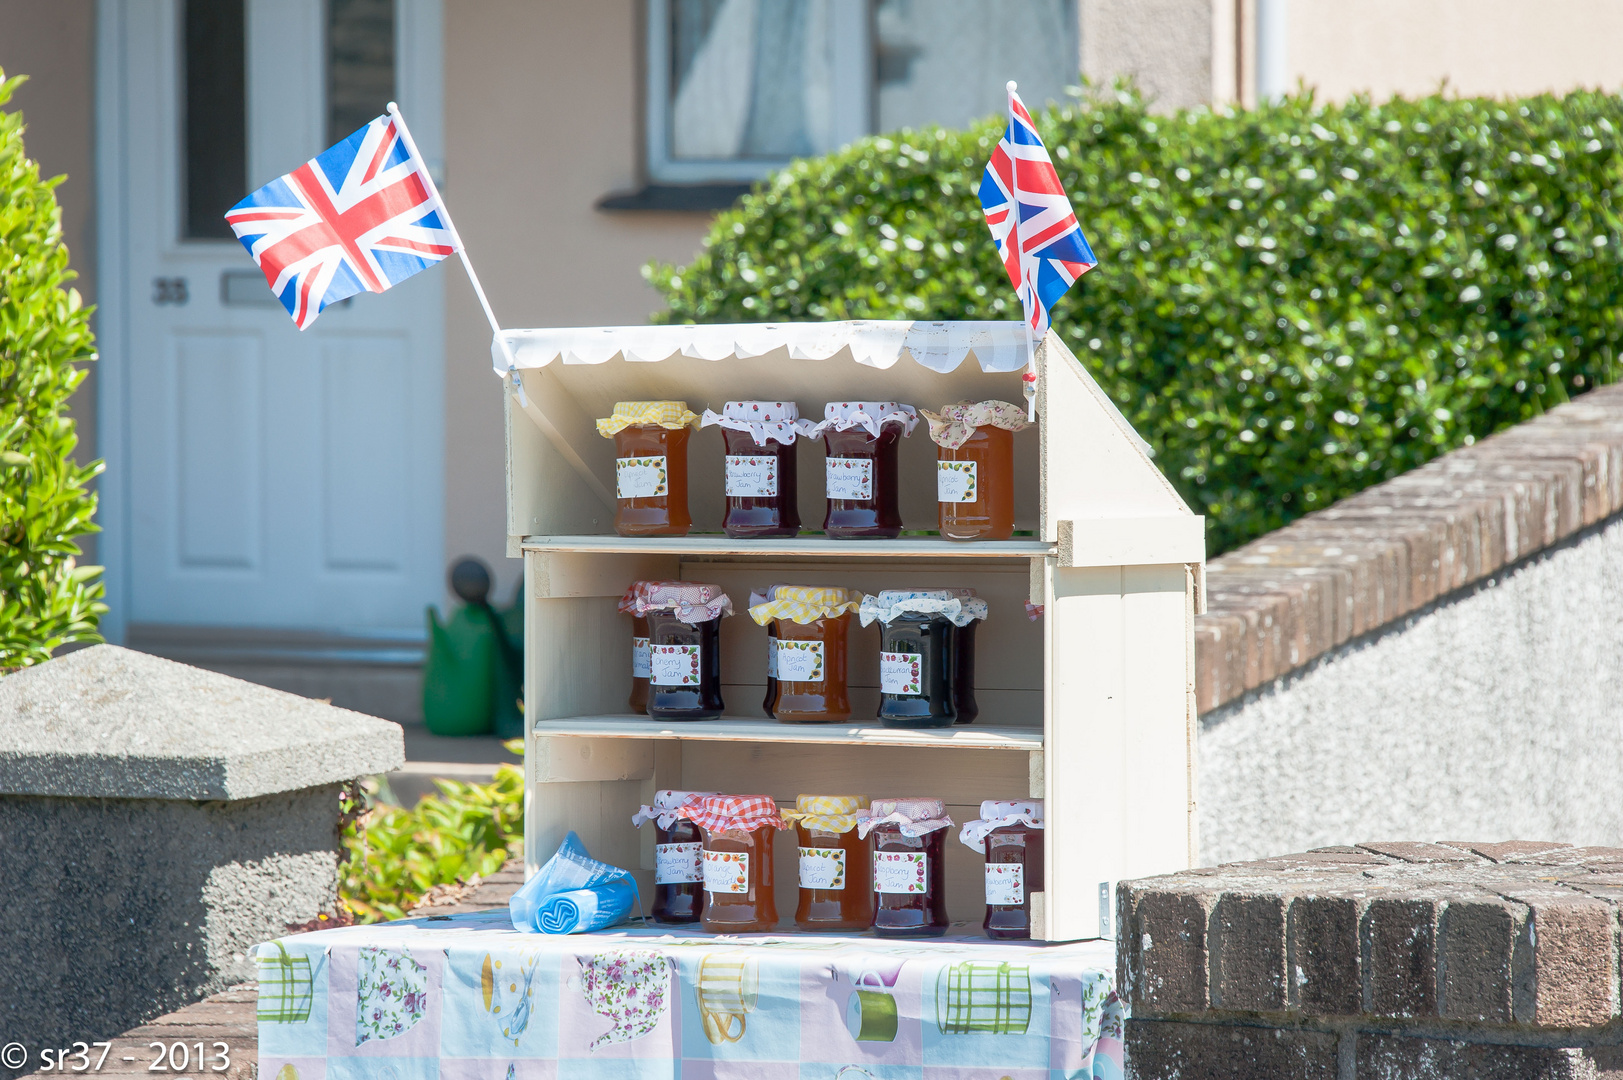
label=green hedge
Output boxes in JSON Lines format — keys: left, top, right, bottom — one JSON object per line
{"left": 0, "top": 70, "right": 104, "bottom": 668}
{"left": 647, "top": 88, "right": 1623, "bottom": 554}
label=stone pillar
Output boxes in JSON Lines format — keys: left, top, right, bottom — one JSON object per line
{"left": 1119, "top": 841, "right": 1623, "bottom": 1078}
{"left": 0, "top": 645, "right": 403, "bottom": 1069}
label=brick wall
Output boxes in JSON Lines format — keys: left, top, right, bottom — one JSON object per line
{"left": 1119, "top": 842, "right": 1623, "bottom": 1079}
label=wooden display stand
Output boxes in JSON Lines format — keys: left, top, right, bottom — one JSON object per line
{"left": 502, "top": 321, "right": 1204, "bottom": 941}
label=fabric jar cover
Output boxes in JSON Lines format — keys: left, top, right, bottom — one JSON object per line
{"left": 748, "top": 586, "right": 862, "bottom": 626}
{"left": 858, "top": 589, "right": 989, "bottom": 628}
{"left": 958, "top": 798, "right": 1045, "bottom": 850}
{"left": 795, "top": 401, "right": 920, "bottom": 439}
{"left": 618, "top": 580, "right": 734, "bottom": 624}
{"left": 686, "top": 794, "right": 787, "bottom": 834}
{"left": 631, "top": 789, "right": 718, "bottom": 830}
{"left": 919, "top": 399, "right": 1030, "bottom": 450}
{"left": 595, "top": 400, "right": 701, "bottom": 436}
{"left": 780, "top": 794, "right": 870, "bottom": 835}
{"left": 856, "top": 796, "right": 954, "bottom": 839}
{"left": 700, "top": 400, "right": 802, "bottom": 445}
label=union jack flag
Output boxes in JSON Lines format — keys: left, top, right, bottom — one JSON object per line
{"left": 978, "top": 86, "right": 1097, "bottom": 340}
{"left": 225, "top": 114, "right": 458, "bottom": 329}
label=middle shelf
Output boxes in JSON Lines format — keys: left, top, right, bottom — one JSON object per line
{"left": 532, "top": 714, "right": 1044, "bottom": 750}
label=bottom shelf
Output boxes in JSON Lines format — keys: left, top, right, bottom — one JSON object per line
{"left": 530, "top": 713, "right": 1044, "bottom": 750}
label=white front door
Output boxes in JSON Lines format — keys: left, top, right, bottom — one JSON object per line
{"left": 99, "top": 0, "right": 445, "bottom": 636}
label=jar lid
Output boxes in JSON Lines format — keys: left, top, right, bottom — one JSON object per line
{"left": 958, "top": 798, "right": 1045, "bottom": 849}
{"left": 630, "top": 789, "right": 718, "bottom": 829}
{"left": 781, "top": 794, "right": 870, "bottom": 834}
{"left": 857, "top": 589, "right": 989, "bottom": 628}
{"left": 595, "top": 400, "right": 700, "bottom": 436}
{"left": 618, "top": 580, "right": 734, "bottom": 624}
{"left": 687, "top": 794, "right": 786, "bottom": 834}
{"left": 919, "top": 399, "right": 1030, "bottom": 449}
{"left": 748, "top": 586, "right": 862, "bottom": 625}
{"left": 857, "top": 796, "right": 954, "bottom": 838}
{"left": 700, "top": 400, "right": 802, "bottom": 445}
{"left": 796, "top": 401, "right": 919, "bottom": 439}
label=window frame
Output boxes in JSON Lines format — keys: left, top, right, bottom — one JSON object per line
{"left": 645, "top": 0, "right": 873, "bottom": 184}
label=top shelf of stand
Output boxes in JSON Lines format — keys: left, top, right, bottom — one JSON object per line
{"left": 519, "top": 534, "right": 1056, "bottom": 560}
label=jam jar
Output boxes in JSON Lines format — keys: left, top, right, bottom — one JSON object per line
{"left": 689, "top": 794, "right": 786, "bottom": 933}
{"left": 748, "top": 587, "right": 861, "bottom": 723}
{"left": 941, "top": 588, "right": 988, "bottom": 724}
{"left": 859, "top": 797, "right": 952, "bottom": 937}
{"left": 751, "top": 586, "right": 784, "bottom": 717}
{"left": 801, "top": 402, "right": 918, "bottom": 540}
{"left": 628, "top": 614, "right": 651, "bottom": 713}
{"left": 619, "top": 580, "right": 734, "bottom": 720}
{"left": 960, "top": 799, "right": 1045, "bottom": 939}
{"left": 701, "top": 401, "right": 802, "bottom": 538}
{"left": 597, "top": 401, "right": 698, "bottom": 536}
{"left": 632, "top": 789, "right": 717, "bottom": 925}
{"left": 783, "top": 795, "right": 873, "bottom": 931}
{"left": 920, "top": 400, "right": 1028, "bottom": 542}
{"left": 860, "top": 590, "right": 988, "bottom": 728}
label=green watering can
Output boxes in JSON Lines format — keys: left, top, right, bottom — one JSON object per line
{"left": 423, "top": 558, "right": 524, "bottom": 738}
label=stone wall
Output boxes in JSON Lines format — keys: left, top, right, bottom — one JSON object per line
{"left": 1194, "top": 384, "right": 1623, "bottom": 864}
{"left": 1119, "top": 841, "right": 1623, "bottom": 1079}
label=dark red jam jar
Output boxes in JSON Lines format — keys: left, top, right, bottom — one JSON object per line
{"left": 701, "top": 401, "right": 802, "bottom": 539}
{"left": 860, "top": 797, "right": 952, "bottom": 937}
{"left": 618, "top": 580, "right": 734, "bottom": 721}
{"left": 961, "top": 799, "right": 1045, "bottom": 939}
{"left": 632, "top": 789, "right": 717, "bottom": 925}
{"left": 805, "top": 402, "right": 917, "bottom": 540}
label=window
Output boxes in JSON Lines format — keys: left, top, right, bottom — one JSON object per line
{"left": 183, "top": 0, "right": 246, "bottom": 239}
{"left": 647, "top": 0, "right": 1080, "bottom": 184}
{"left": 327, "top": 0, "right": 396, "bottom": 145}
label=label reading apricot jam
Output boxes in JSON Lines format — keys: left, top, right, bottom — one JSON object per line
{"left": 798, "top": 847, "right": 846, "bottom": 890}
{"left": 616, "top": 456, "right": 667, "bottom": 498}
{"left": 937, "top": 460, "right": 978, "bottom": 503}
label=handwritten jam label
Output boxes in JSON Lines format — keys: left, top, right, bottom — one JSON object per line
{"left": 937, "top": 460, "right": 978, "bottom": 503}
{"left": 873, "top": 851, "right": 928, "bottom": 894}
{"left": 654, "top": 842, "right": 702, "bottom": 884}
{"left": 774, "top": 639, "right": 824, "bottom": 683}
{"left": 631, "top": 636, "right": 651, "bottom": 679}
{"left": 703, "top": 849, "right": 750, "bottom": 894}
{"left": 615, "top": 456, "right": 667, "bottom": 498}
{"left": 725, "top": 455, "right": 779, "bottom": 497}
{"left": 798, "top": 847, "right": 846, "bottom": 890}
{"left": 985, "top": 863, "right": 1026, "bottom": 905}
{"left": 825, "top": 457, "right": 873, "bottom": 501}
{"left": 879, "top": 651, "right": 922, "bottom": 695}
{"left": 649, "top": 643, "right": 701, "bottom": 686}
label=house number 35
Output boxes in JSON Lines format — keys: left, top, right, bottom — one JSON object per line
{"left": 152, "top": 277, "right": 188, "bottom": 305}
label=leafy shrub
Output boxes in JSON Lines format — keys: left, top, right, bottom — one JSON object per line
{"left": 339, "top": 742, "right": 524, "bottom": 922}
{"left": 648, "top": 87, "right": 1623, "bottom": 554}
{"left": 0, "top": 69, "right": 103, "bottom": 666}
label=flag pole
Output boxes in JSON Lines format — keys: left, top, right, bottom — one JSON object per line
{"left": 1008, "top": 82, "right": 1039, "bottom": 422}
{"left": 385, "top": 102, "right": 521, "bottom": 385}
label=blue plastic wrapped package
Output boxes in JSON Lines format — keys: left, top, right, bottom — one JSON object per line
{"left": 510, "top": 831, "right": 641, "bottom": 934}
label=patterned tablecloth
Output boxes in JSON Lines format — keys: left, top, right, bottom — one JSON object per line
{"left": 256, "top": 908, "right": 1124, "bottom": 1079}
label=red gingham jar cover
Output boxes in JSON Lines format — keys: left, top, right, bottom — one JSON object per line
{"left": 617, "top": 580, "right": 734, "bottom": 624}
{"left": 686, "top": 794, "right": 787, "bottom": 833}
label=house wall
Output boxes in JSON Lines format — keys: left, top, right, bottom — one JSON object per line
{"left": 441, "top": 1, "right": 715, "bottom": 599}
{"left": 0, "top": 1, "right": 99, "bottom": 561}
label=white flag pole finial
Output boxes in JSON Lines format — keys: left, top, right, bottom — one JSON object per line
{"left": 385, "top": 101, "right": 526, "bottom": 403}
{"left": 1007, "top": 83, "right": 1038, "bottom": 422}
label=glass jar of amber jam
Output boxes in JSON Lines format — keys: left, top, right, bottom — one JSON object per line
{"left": 960, "top": 799, "right": 1045, "bottom": 939}
{"left": 921, "top": 400, "right": 1029, "bottom": 542}
{"left": 689, "top": 795, "right": 786, "bottom": 933}
{"left": 597, "top": 401, "right": 698, "bottom": 537}
{"left": 801, "top": 402, "right": 918, "bottom": 540}
{"left": 782, "top": 795, "right": 873, "bottom": 931}
{"left": 701, "top": 401, "right": 802, "bottom": 539}
{"left": 860, "top": 797, "right": 952, "bottom": 937}
{"left": 632, "top": 789, "right": 717, "bottom": 925}
{"left": 619, "top": 581, "right": 734, "bottom": 721}
{"left": 748, "top": 587, "right": 862, "bottom": 723}
{"left": 859, "top": 590, "right": 988, "bottom": 728}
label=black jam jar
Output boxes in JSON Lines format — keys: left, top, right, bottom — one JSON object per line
{"left": 945, "top": 588, "right": 983, "bottom": 724}
{"left": 810, "top": 402, "right": 917, "bottom": 540}
{"left": 862, "top": 589, "right": 966, "bottom": 728}
{"left": 863, "top": 797, "right": 952, "bottom": 937}
{"left": 702, "top": 401, "right": 802, "bottom": 539}
{"left": 632, "top": 790, "right": 716, "bottom": 926}
{"left": 621, "top": 580, "right": 734, "bottom": 722}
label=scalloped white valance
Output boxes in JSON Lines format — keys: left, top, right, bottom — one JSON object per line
{"left": 492, "top": 320, "right": 1029, "bottom": 375}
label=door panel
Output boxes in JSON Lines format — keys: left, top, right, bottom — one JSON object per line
{"left": 108, "top": 0, "right": 444, "bottom": 632}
